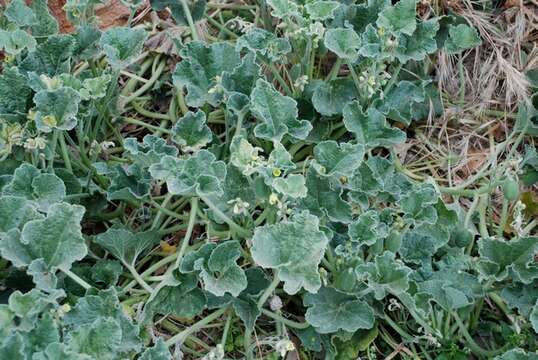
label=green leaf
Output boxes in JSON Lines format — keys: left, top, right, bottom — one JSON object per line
{"left": 106, "top": 164, "right": 151, "bottom": 202}
{"left": 478, "top": 237, "right": 538, "bottom": 284}
{"left": 66, "top": 317, "right": 123, "bottom": 360}
{"left": 0, "top": 29, "right": 37, "bottom": 55}
{"left": 181, "top": 241, "right": 248, "bottom": 297}
{"left": 250, "top": 79, "right": 311, "bottom": 142}
{"left": 2, "top": 163, "right": 66, "bottom": 211}
{"left": 171, "top": 110, "right": 213, "bottom": 152}
{"left": 312, "top": 78, "right": 358, "bottom": 117}
{"left": 21, "top": 312, "right": 60, "bottom": 356}
{"left": 396, "top": 18, "right": 439, "bottom": 62}
{"left": 298, "top": 168, "right": 352, "bottom": 223}
{"left": 72, "top": 25, "right": 102, "bottom": 60}
{"left": 267, "top": 0, "right": 300, "bottom": 18}
{"left": 197, "top": 241, "right": 248, "bottom": 297}
{"left": 150, "top": 0, "right": 206, "bottom": 26}
{"left": 348, "top": 210, "right": 389, "bottom": 246}
{"left": 0, "top": 333, "right": 25, "bottom": 360}
{"left": 400, "top": 183, "right": 439, "bottom": 225}
{"left": 94, "top": 228, "right": 159, "bottom": 267}
{"left": 357, "top": 24, "right": 394, "bottom": 61}
{"left": 293, "top": 327, "right": 322, "bottom": 352}
{"left": 501, "top": 281, "right": 538, "bottom": 317}
{"left": 29, "top": 0, "right": 59, "bottom": 37}
{"left": 304, "top": 287, "right": 375, "bottom": 334}
{"left": 494, "top": 349, "right": 538, "bottom": 360}
{"left": 172, "top": 41, "right": 240, "bottom": 107}
{"left": 28, "top": 259, "right": 59, "bottom": 291}
{"left": 99, "top": 27, "right": 147, "bottom": 69}
{"left": 64, "top": 288, "right": 141, "bottom": 354}
{"left": 139, "top": 339, "right": 171, "bottom": 360}
{"left": 343, "top": 102, "right": 406, "bottom": 148}
{"left": 0, "top": 202, "right": 86, "bottom": 270}
{"left": 346, "top": 156, "right": 411, "bottom": 204}
{"left": 37, "top": 342, "right": 91, "bottom": 360}
{"left": 520, "top": 145, "right": 538, "bottom": 186}
{"left": 0, "top": 67, "right": 32, "bottom": 115}
{"left": 144, "top": 273, "right": 206, "bottom": 319}
{"left": 324, "top": 28, "right": 361, "bottom": 61}
{"left": 236, "top": 28, "right": 291, "bottom": 62}
{"left": 19, "top": 34, "right": 76, "bottom": 76}
{"left": 443, "top": 24, "right": 481, "bottom": 54}
{"left": 345, "top": 0, "right": 389, "bottom": 33}
{"left": 312, "top": 140, "right": 365, "bottom": 178}
{"left": 124, "top": 134, "right": 179, "bottom": 169}
{"left": 80, "top": 74, "right": 112, "bottom": 100}
{"left": 356, "top": 251, "right": 411, "bottom": 300}
{"left": 415, "top": 259, "right": 483, "bottom": 310}
{"left": 273, "top": 174, "right": 307, "bottom": 198}
{"left": 229, "top": 136, "right": 264, "bottom": 176}
{"left": 378, "top": 80, "right": 426, "bottom": 125}
{"left": 251, "top": 211, "right": 329, "bottom": 294}
{"left": 4, "top": 0, "right": 37, "bottom": 27}
{"left": 0, "top": 196, "right": 42, "bottom": 233}
{"left": 376, "top": 0, "right": 417, "bottom": 36}
{"left": 399, "top": 224, "right": 450, "bottom": 266}
{"left": 7, "top": 289, "right": 62, "bottom": 331}
{"left": 221, "top": 52, "right": 261, "bottom": 96}
{"left": 149, "top": 150, "right": 226, "bottom": 197}
{"left": 33, "top": 87, "right": 82, "bottom": 132}
{"left": 90, "top": 259, "right": 123, "bottom": 288}
{"left": 531, "top": 301, "right": 538, "bottom": 333}
{"left": 305, "top": 1, "right": 340, "bottom": 20}
{"left": 204, "top": 164, "right": 256, "bottom": 222}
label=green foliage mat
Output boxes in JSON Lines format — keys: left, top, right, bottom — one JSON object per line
{"left": 0, "top": 0, "right": 537, "bottom": 358}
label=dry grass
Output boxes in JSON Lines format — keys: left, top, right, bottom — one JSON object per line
{"left": 437, "top": 0, "right": 538, "bottom": 109}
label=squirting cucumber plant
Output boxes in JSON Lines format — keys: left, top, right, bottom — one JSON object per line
{"left": 0, "top": 0, "right": 537, "bottom": 358}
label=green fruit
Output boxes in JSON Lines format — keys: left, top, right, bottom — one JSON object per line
{"left": 503, "top": 178, "right": 520, "bottom": 201}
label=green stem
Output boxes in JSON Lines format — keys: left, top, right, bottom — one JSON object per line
{"left": 58, "top": 133, "right": 72, "bottom": 173}
{"left": 151, "top": 193, "right": 174, "bottom": 230}
{"left": 124, "top": 262, "right": 154, "bottom": 293}
{"left": 59, "top": 267, "right": 91, "bottom": 290}
{"left": 257, "top": 271, "right": 280, "bottom": 309}
{"left": 172, "top": 197, "right": 198, "bottom": 270}
{"left": 477, "top": 194, "right": 489, "bottom": 238}
{"left": 49, "top": 130, "right": 60, "bottom": 170}
{"left": 200, "top": 196, "right": 252, "bottom": 238}
{"left": 132, "top": 101, "right": 171, "bottom": 121}
{"left": 268, "top": 63, "right": 293, "bottom": 96}
{"left": 326, "top": 58, "right": 342, "bottom": 81}
{"left": 176, "top": 89, "right": 189, "bottom": 115}
{"left": 452, "top": 311, "right": 506, "bottom": 357}
{"left": 384, "top": 62, "right": 402, "bottom": 93}
{"left": 346, "top": 61, "right": 362, "bottom": 94}
{"left": 260, "top": 308, "right": 309, "bottom": 329}
{"left": 221, "top": 311, "right": 233, "bottom": 347}
{"left": 205, "top": 15, "right": 238, "bottom": 39}
{"left": 181, "top": 0, "right": 199, "bottom": 41}
{"left": 383, "top": 314, "right": 414, "bottom": 341}
{"left": 496, "top": 197, "right": 510, "bottom": 237}
{"left": 121, "top": 117, "right": 173, "bottom": 134}
{"left": 121, "top": 60, "right": 166, "bottom": 107}
{"left": 120, "top": 252, "right": 178, "bottom": 294}
{"left": 458, "top": 56, "right": 465, "bottom": 105}
{"left": 165, "top": 307, "right": 228, "bottom": 346}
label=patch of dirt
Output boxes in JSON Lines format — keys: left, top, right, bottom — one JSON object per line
{"left": 45, "top": 0, "right": 131, "bottom": 33}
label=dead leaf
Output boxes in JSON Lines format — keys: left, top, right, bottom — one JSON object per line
{"left": 160, "top": 240, "right": 177, "bottom": 254}
{"left": 95, "top": 0, "right": 131, "bottom": 29}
